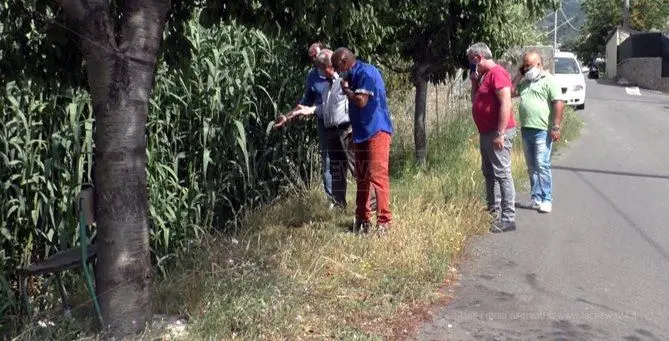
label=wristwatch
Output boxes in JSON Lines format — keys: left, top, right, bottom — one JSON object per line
{"left": 551, "top": 126, "right": 560, "bottom": 132}
{"left": 495, "top": 130, "right": 504, "bottom": 137}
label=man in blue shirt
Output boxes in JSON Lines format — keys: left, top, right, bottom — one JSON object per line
{"left": 273, "top": 48, "right": 377, "bottom": 211}
{"left": 332, "top": 47, "right": 394, "bottom": 237}
{"left": 299, "top": 42, "right": 334, "bottom": 204}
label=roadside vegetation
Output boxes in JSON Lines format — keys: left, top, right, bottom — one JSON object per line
{"left": 148, "top": 89, "right": 582, "bottom": 341}
{"left": 2, "top": 3, "right": 583, "bottom": 340}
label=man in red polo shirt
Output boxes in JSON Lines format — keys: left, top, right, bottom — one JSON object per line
{"left": 467, "top": 42, "right": 517, "bottom": 233}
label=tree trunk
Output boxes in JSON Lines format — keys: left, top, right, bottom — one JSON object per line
{"left": 413, "top": 64, "right": 430, "bottom": 165}
{"left": 57, "top": 0, "right": 169, "bottom": 337}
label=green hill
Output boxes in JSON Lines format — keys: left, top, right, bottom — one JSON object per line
{"left": 537, "top": 0, "right": 586, "bottom": 46}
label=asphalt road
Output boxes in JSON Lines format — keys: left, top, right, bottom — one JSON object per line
{"left": 415, "top": 79, "right": 669, "bottom": 341}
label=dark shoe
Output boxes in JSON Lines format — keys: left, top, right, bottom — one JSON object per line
{"left": 331, "top": 201, "right": 346, "bottom": 211}
{"left": 350, "top": 220, "right": 372, "bottom": 235}
{"left": 490, "top": 221, "right": 516, "bottom": 233}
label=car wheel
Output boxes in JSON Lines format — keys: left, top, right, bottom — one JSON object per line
{"left": 576, "top": 103, "right": 585, "bottom": 110}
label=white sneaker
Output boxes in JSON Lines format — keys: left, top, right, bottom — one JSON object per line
{"left": 539, "top": 201, "right": 552, "bottom": 213}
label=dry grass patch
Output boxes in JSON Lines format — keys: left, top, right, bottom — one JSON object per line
{"left": 152, "top": 85, "right": 583, "bottom": 340}
{"left": 155, "top": 184, "right": 489, "bottom": 340}
{"left": 152, "top": 114, "right": 487, "bottom": 340}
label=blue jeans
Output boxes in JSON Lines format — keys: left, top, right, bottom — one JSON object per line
{"left": 521, "top": 128, "right": 553, "bottom": 203}
{"left": 317, "top": 118, "right": 333, "bottom": 200}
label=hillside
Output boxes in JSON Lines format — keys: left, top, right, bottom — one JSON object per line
{"left": 537, "top": 0, "right": 586, "bottom": 46}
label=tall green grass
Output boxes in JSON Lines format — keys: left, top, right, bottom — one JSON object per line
{"left": 1, "top": 82, "right": 93, "bottom": 327}
{"left": 145, "top": 20, "right": 321, "bottom": 272}
{"left": 0, "top": 17, "right": 327, "bottom": 328}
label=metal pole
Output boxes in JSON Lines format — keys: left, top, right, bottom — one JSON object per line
{"left": 553, "top": 9, "right": 558, "bottom": 52}
{"left": 623, "top": 0, "right": 630, "bottom": 28}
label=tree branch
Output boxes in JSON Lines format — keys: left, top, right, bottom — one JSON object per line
{"left": 374, "top": 54, "right": 413, "bottom": 74}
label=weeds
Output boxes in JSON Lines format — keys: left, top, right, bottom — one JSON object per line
{"left": 148, "top": 97, "right": 583, "bottom": 339}
{"left": 2, "top": 14, "right": 584, "bottom": 338}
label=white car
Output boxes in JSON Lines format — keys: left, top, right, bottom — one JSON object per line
{"left": 553, "top": 51, "right": 586, "bottom": 110}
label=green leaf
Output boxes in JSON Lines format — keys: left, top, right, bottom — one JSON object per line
{"left": 0, "top": 227, "right": 12, "bottom": 241}
{"left": 266, "top": 121, "right": 275, "bottom": 135}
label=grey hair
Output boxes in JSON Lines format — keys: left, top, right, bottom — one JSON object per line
{"left": 466, "top": 42, "right": 493, "bottom": 60}
{"left": 315, "top": 48, "right": 333, "bottom": 67}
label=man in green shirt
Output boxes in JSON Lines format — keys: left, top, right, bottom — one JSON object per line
{"left": 512, "top": 51, "right": 565, "bottom": 213}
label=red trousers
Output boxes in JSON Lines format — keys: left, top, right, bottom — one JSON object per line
{"left": 353, "top": 131, "right": 392, "bottom": 225}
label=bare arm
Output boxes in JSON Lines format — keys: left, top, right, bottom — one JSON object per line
{"left": 343, "top": 88, "right": 369, "bottom": 108}
{"left": 273, "top": 105, "right": 315, "bottom": 129}
{"left": 548, "top": 77, "right": 565, "bottom": 129}
{"left": 549, "top": 99, "right": 565, "bottom": 141}
{"left": 552, "top": 100, "right": 564, "bottom": 127}
{"left": 496, "top": 87, "right": 512, "bottom": 133}
{"left": 282, "top": 108, "right": 301, "bottom": 121}
{"left": 511, "top": 74, "right": 523, "bottom": 98}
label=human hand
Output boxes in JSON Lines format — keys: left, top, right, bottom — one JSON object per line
{"left": 295, "top": 104, "right": 316, "bottom": 116}
{"left": 273, "top": 115, "right": 287, "bottom": 129}
{"left": 493, "top": 135, "right": 504, "bottom": 150}
{"left": 518, "top": 65, "right": 527, "bottom": 75}
{"left": 550, "top": 129, "right": 561, "bottom": 142}
{"left": 340, "top": 79, "right": 349, "bottom": 91}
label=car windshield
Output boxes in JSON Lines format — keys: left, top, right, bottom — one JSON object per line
{"left": 555, "top": 57, "right": 581, "bottom": 74}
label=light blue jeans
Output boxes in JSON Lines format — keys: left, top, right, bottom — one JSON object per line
{"left": 317, "top": 118, "right": 333, "bottom": 200}
{"left": 521, "top": 128, "right": 553, "bottom": 203}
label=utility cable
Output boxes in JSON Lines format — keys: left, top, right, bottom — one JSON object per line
{"left": 560, "top": 7, "right": 581, "bottom": 31}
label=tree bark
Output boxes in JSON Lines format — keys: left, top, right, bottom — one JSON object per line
{"left": 56, "top": 0, "right": 169, "bottom": 337}
{"left": 412, "top": 63, "right": 430, "bottom": 165}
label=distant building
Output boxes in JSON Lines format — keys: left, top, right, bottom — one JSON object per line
{"left": 616, "top": 31, "right": 669, "bottom": 92}
{"left": 604, "top": 27, "right": 638, "bottom": 78}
